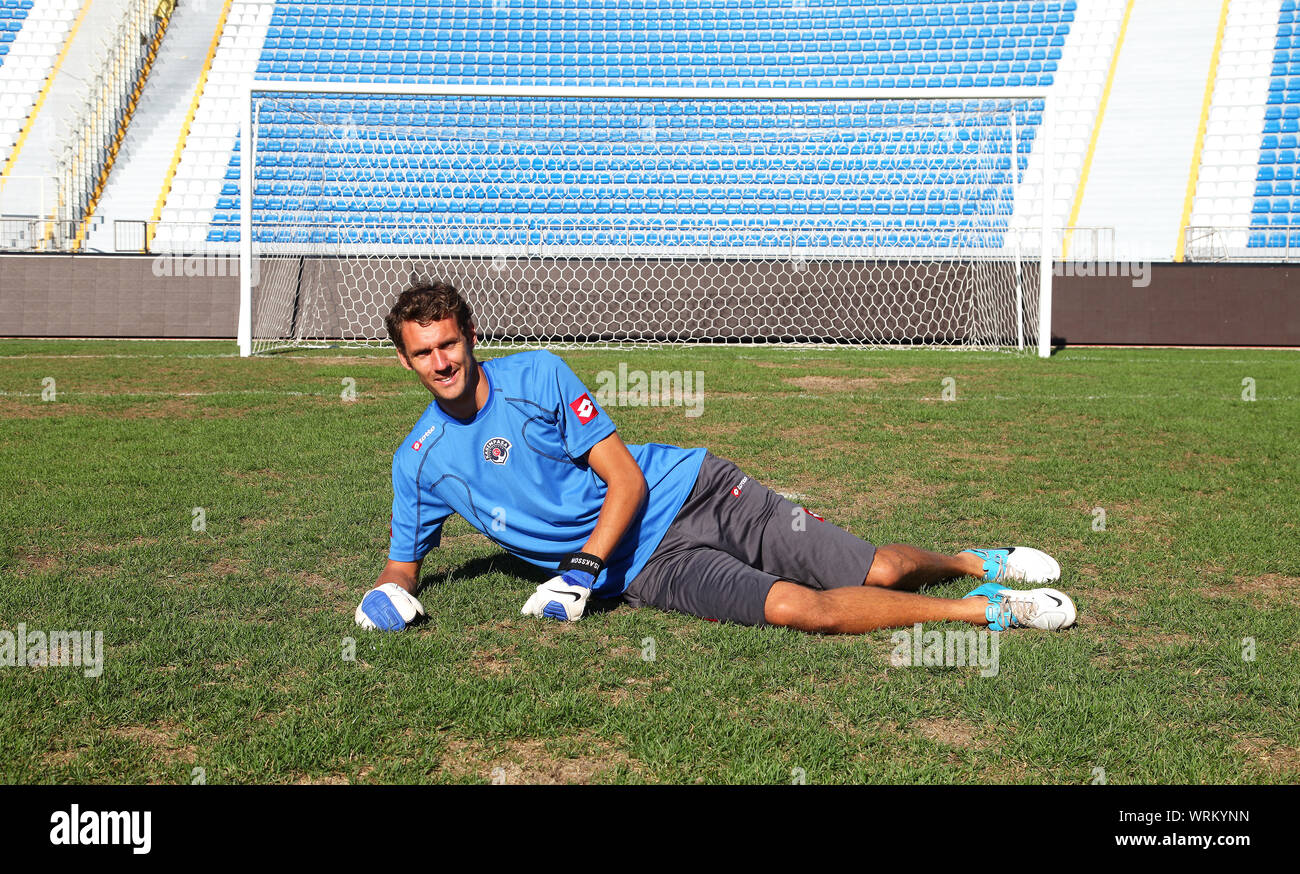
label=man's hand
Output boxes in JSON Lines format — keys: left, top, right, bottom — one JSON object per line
{"left": 520, "top": 552, "right": 604, "bottom": 621}
{"left": 355, "top": 582, "right": 426, "bottom": 631}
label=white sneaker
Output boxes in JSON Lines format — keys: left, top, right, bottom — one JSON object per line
{"left": 961, "top": 547, "right": 1061, "bottom": 584}
{"left": 964, "top": 583, "right": 1078, "bottom": 631}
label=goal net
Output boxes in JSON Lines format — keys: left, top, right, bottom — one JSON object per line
{"left": 238, "top": 86, "right": 1053, "bottom": 356}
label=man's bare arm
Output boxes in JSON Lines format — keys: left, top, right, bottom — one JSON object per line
{"left": 376, "top": 558, "right": 422, "bottom": 595}
{"left": 579, "top": 432, "right": 648, "bottom": 562}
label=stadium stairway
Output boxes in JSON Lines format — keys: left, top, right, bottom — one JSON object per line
{"left": 0, "top": 0, "right": 80, "bottom": 216}
{"left": 85, "top": 0, "right": 227, "bottom": 252}
{"left": 154, "top": 0, "right": 273, "bottom": 252}
{"left": 1, "top": 0, "right": 138, "bottom": 230}
{"left": 1072, "top": 0, "right": 1226, "bottom": 261}
{"left": 1188, "top": 0, "right": 1290, "bottom": 255}
{"left": 1018, "top": 0, "right": 1125, "bottom": 258}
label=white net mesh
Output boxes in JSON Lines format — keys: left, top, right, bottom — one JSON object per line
{"left": 244, "top": 91, "right": 1046, "bottom": 355}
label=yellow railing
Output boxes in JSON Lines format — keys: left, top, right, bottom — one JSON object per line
{"left": 53, "top": 0, "right": 174, "bottom": 251}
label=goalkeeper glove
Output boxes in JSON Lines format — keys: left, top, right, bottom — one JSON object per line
{"left": 520, "top": 552, "right": 604, "bottom": 622}
{"left": 355, "top": 582, "right": 426, "bottom": 631}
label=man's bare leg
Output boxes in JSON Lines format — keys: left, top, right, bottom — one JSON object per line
{"left": 764, "top": 543, "right": 991, "bottom": 633}
{"left": 764, "top": 580, "right": 989, "bottom": 634}
{"left": 864, "top": 543, "right": 984, "bottom": 591}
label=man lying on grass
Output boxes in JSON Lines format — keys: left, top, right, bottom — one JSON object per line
{"left": 355, "top": 282, "right": 1078, "bottom": 635}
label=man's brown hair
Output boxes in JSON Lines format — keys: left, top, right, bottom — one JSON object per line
{"left": 384, "top": 281, "right": 476, "bottom": 357}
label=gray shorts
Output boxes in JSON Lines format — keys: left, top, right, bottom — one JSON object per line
{"left": 624, "top": 453, "right": 877, "bottom": 626}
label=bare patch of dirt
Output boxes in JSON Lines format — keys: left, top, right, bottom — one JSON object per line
{"left": 1236, "top": 736, "right": 1300, "bottom": 778}
{"left": 1194, "top": 572, "right": 1300, "bottom": 601}
{"left": 910, "top": 717, "right": 984, "bottom": 749}
{"left": 603, "top": 675, "right": 662, "bottom": 706}
{"left": 295, "top": 356, "right": 398, "bottom": 367}
{"left": 1116, "top": 632, "right": 1197, "bottom": 650}
{"left": 880, "top": 420, "right": 945, "bottom": 432}
{"left": 783, "top": 373, "right": 918, "bottom": 393}
{"left": 700, "top": 421, "right": 744, "bottom": 439}
{"left": 0, "top": 398, "right": 96, "bottom": 418}
{"left": 1168, "top": 449, "right": 1238, "bottom": 472}
{"left": 115, "top": 397, "right": 247, "bottom": 420}
{"left": 782, "top": 468, "right": 947, "bottom": 523}
{"left": 440, "top": 736, "right": 635, "bottom": 784}
{"left": 297, "top": 572, "right": 351, "bottom": 601}
{"left": 1228, "top": 574, "right": 1300, "bottom": 596}
{"left": 111, "top": 723, "right": 197, "bottom": 765}
{"left": 16, "top": 551, "right": 58, "bottom": 572}
{"left": 292, "top": 774, "right": 349, "bottom": 785}
{"left": 469, "top": 649, "right": 517, "bottom": 677}
{"left": 209, "top": 557, "right": 242, "bottom": 578}
{"left": 42, "top": 748, "right": 83, "bottom": 767}
{"left": 1092, "top": 632, "right": 1199, "bottom": 669}
{"left": 81, "top": 536, "right": 160, "bottom": 554}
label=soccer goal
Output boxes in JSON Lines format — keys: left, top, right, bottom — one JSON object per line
{"left": 237, "top": 84, "right": 1055, "bottom": 357}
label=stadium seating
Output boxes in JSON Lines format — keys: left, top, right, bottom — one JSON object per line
{"left": 154, "top": 0, "right": 1119, "bottom": 250}
{"left": 1250, "top": 1, "right": 1300, "bottom": 247}
{"left": 0, "top": 0, "right": 78, "bottom": 171}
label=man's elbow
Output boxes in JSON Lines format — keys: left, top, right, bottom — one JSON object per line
{"left": 621, "top": 465, "right": 648, "bottom": 509}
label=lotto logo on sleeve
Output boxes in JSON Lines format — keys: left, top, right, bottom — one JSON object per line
{"left": 569, "top": 394, "right": 599, "bottom": 424}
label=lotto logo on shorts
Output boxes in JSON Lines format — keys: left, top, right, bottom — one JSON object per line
{"left": 730, "top": 476, "right": 749, "bottom": 497}
{"left": 569, "top": 394, "right": 598, "bottom": 424}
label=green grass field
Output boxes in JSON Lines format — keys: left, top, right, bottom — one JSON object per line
{"left": 1, "top": 339, "right": 1296, "bottom": 784}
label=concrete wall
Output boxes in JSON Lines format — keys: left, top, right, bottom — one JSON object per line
{"left": 0, "top": 255, "right": 238, "bottom": 339}
{"left": 0, "top": 254, "right": 1296, "bottom": 346}
{"left": 1051, "top": 263, "right": 1300, "bottom": 346}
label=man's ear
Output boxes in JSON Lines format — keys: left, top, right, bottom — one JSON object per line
{"left": 395, "top": 347, "right": 413, "bottom": 371}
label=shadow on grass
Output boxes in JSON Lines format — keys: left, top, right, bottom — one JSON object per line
{"left": 417, "top": 553, "right": 626, "bottom": 617}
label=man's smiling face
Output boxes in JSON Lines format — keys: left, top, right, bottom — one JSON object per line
{"left": 397, "top": 315, "right": 480, "bottom": 418}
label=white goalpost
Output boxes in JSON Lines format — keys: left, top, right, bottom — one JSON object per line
{"left": 237, "top": 84, "right": 1055, "bottom": 357}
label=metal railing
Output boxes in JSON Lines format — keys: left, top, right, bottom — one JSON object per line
{"left": 0, "top": 217, "right": 46, "bottom": 251}
{"left": 0, "top": 218, "right": 231, "bottom": 254}
{"left": 1058, "top": 226, "right": 1116, "bottom": 262}
{"left": 1184, "top": 226, "right": 1300, "bottom": 262}
{"left": 52, "top": 0, "right": 173, "bottom": 251}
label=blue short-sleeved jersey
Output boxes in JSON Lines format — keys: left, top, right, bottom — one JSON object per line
{"left": 388, "top": 350, "right": 705, "bottom": 597}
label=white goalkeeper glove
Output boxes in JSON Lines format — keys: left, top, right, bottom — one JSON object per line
{"left": 520, "top": 552, "right": 604, "bottom": 622}
{"left": 355, "top": 582, "right": 426, "bottom": 632}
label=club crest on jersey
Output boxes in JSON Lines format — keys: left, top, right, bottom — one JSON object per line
{"left": 569, "top": 393, "right": 598, "bottom": 424}
{"left": 483, "top": 437, "right": 512, "bottom": 464}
